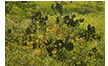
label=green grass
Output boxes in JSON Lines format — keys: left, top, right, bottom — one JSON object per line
{"left": 5, "top": 1, "right": 105, "bottom": 66}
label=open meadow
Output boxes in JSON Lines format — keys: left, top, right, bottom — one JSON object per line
{"left": 5, "top": 1, "right": 105, "bottom": 66}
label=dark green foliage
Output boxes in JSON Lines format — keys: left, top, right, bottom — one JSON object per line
{"left": 70, "top": 1, "right": 72, "bottom": 3}
{"left": 71, "top": 14, "right": 76, "bottom": 18}
{"left": 56, "top": 16, "right": 60, "bottom": 24}
{"left": 63, "top": 14, "right": 70, "bottom": 21}
{"left": 26, "top": 27, "right": 32, "bottom": 34}
{"left": 92, "top": 47, "right": 97, "bottom": 53}
{"left": 55, "top": 2, "right": 62, "bottom": 11}
{"left": 55, "top": 40, "right": 64, "bottom": 50}
{"left": 7, "top": 29, "right": 11, "bottom": 34}
{"left": 23, "top": 42, "right": 27, "bottom": 46}
{"left": 51, "top": 2, "right": 63, "bottom": 15}
{"left": 56, "top": 51, "right": 67, "bottom": 61}
{"left": 79, "top": 18, "right": 84, "bottom": 22}
{"left": 45, "top": 16, "right": 48, "bottom": 20}
{"left": 51, "top": 4, "right": 54, "bottom": 9}
{"left": 64, "top": 42, "right": 73, "bottom": 51}
{"left": 33, "top": 43, "right": 37, "bottom": 49}
{"left": 46, "top": 46, "right": 55, "bottom": 56}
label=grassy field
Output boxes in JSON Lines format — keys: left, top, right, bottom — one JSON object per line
{"left": 5, "top": 1, "right": 105, "bottom": 66}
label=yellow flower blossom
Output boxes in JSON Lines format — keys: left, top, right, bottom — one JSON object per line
{"left": 46, "top": 27, "right": 56, "bottom": 32}
{"left": 27, "top": 11, "right": 32, "bottom": 16}
{"left": 53, "top": 24, "right": 59, "bottom": 27}
{"left": 38, "top": 34, "right": 44, "bottom": 39}
{"left": 8, "top": 45, "right": 10, "bottom": 48}
{"left": 76, "top": 37, "right": 79, "bottom": 40}
{"left": 70, "top": 34, "right": 74, "bottom": 37}
{"left": 55, "top": 45, "right": 57, "bottom": 47}
{"left": 37, "top": 25, "right": 40, "bottom": 29}
{"left": 46, "top": 27, "right": 50, "bottom": 31}
{"left": 52, "top": 49, "right": 57, "bottom": 55}
{"left": 30, "top": 33, "right": 35, "bottom": 37}
{"left": 35, "top": 40, "right": 39, "bottom": 43}
{"left": 92, "top": 52, "right": 95, "bottom": 55}
{"left": 34, "top": 49, "right": 41, "bottom": 56}
{"left": 51, "top": 28, "right": 56, "bottom": 32}
{"left": 80, "top": 38, "right": 83, "bottom": 40}
{"left": 36, "top": 6, "right": 40, "bottom": 11}
{"left": 72, "top": 40, "right": 74, "bottom": 43}
{"left": 27, "top": 41, "right": 29, "bottom": 45}
{"left": 50, "top": 16, "right": 54, "bottom": 18}
{"left": 58, "top": 43, "right": 62, "bottom": 46}
{"left": 6, "top": 14, "right": 8, "bottom": 16}
{"left": 29, "top": 41, "right": 34, "bottom": 45}
{"left": 14, "top": 56, "right": 18, "bottom": 59}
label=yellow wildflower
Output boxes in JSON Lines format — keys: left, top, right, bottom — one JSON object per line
{"left": 27, "top": 11, "right": 32, "bottom": 16}
{"left": 55, "top": 45, "right": 57, "bottom": 47}
{"left": 35, "top": 40, "right": 39, "bottom": 43}
{"left": 31, "top": 33, "right": 35, "bottom": 37}
{"left": 72, "top": 40, "right": 74, "bottom": 43}
{"left": 53, "top": 24, "right": 58, "bottom": 27}
{"left": 76, "top": 37, "right": 79, "bottom": 40}
{"left": 29, "top": 41, "right": 34, "bottom": 45}
{"left": 50, "top": 16, "right": 54, "bottom": 18}
{"left": 37, "top": 25, "right": 40, "bottom": 29}
{"left": 51, "top": 28, "right": 56, "bottom": 32}
{"left": 52, "top": 49, "right": 57, "bottom": 55}
{"left": 34, "top": 49, "right": 41, "bottom": 56}
{"left": 27, "top": 41, "right": 29, "bottom": 45}
{"left": 36, "top": 6, "right": 40, "bottom": 11}
{"left": 92, "top": 52, "right": 95, "bottom": 55}
{"left": 40, "top": 41, "right": 42, "bottom": 43}
{"left": 14, "top": 56, "right": 18, "bottom": 59}
{"left": 46, "top": 27, "right": 50, "bottom": 32}
{"left": 90, "top": 37, "right": 92, "bottom": 40}
{"left": 70, "top": 34, "right": 74, "bottom": 37}
{"left": 6, "top": 14, "right": 8, "bottom": 16}
{"left": 58, "top": 43, "right": 62, "bottom": 46}
{"left": 38, "top": 34, "right": 44, "bottom": 39}
{"left": 8, "top": 45, "right": 10, "bottom": 48}
{"left": 27, "top": 35, "right": 30, "bottom": 40}
{"left": 80, "top": 38, "right": 83, "bottom": 40}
